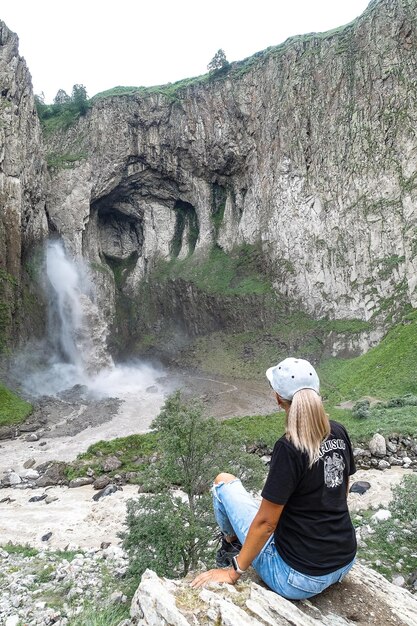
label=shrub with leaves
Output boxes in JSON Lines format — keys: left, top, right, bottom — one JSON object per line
{"left": 352, "top": 398, "right": 370, "bottom": 419}
{"left": 121, "top": 391, "right": 265, "bottom": 579}
{"left": 207, "top": 49, "right": 230, "bottom": 73}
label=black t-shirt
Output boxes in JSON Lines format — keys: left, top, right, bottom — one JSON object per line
{"left": 261, "top": 420, "right": 357, "bottom": 576}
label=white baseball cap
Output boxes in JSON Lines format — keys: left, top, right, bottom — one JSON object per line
{"left": 266, "top": 357, "right": 320, "bottom": 400}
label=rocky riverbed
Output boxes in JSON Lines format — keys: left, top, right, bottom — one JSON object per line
{"left": 0, "top": 467, "right": 415, "bottom": 626}
{"left": 0, "top": 468, "right": 411, "bottom": 549}
{"left": 0, "top": 370, "right": 274, "bottom": 476}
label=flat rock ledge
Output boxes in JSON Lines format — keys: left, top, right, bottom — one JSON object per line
{"left": 131, "top": 563, "right": 417, "bottom": 626}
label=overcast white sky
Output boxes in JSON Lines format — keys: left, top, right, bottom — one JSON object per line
{"left": 2, "top": 0, "right": 370, "bottom": 103}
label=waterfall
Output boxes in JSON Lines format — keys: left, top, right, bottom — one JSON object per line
{"left": 46, "top": 241, "right": 114, "bottom": 377}
{"left": 16, "top": 238, "right": 168, "bottom": 411}
{"left": 16, "top": 240, "right": 117, "bottom": 396}
{"left": 45, "top": 240, "right": 114, "bottom": 377}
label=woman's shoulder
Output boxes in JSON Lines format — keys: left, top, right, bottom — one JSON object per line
{"left": 274, "top": 434, "right": 307, "bottom": 459}
{"left": 329, "top": 420, "right": 350, "bottom": 438}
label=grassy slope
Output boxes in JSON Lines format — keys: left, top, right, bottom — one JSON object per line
{"left": 68, "top": 309, "right": 417, "bottom": 480}
{"left": 0, "top": 383, "right": 32, "bottom": 427}
{"left": 153, "top": 245, "right": 272, "bottom": 296}
{"left": 320, "top": 309, "right": 417, "bottom": 402}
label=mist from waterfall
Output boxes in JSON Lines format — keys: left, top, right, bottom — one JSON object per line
{"left": 18, "top": 240, "right": 166, "bottom": 402}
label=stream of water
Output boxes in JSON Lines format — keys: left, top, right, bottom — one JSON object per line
{"left": 3, "top": 240, "right": 272, "bottom": 473}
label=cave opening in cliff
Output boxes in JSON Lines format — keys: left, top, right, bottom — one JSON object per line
{"left": 95, "top": 198, "right": 144, "bottom": 267}
{"left": 171, "top": 200, "right": 199, "bottom": 258}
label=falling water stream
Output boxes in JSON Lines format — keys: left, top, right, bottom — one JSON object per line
{"left": 3, "top": 239, "right": 271, "bottom": 473}
{"left": 20, "top": 240, "right": 165, "bottom": 399}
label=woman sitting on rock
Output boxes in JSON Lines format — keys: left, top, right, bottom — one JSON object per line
{"left": 191, "top": 357, "right": 357, "bottom": 599}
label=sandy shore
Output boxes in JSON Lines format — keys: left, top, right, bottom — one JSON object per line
{"left": 0, "top": 468, "right": 411, "bottom": 550}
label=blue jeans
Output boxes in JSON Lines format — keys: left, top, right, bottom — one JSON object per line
{"left": 212, "top": 478, "right": 355, "bottom": 600}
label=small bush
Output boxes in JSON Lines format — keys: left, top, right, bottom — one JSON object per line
{"left": 123, "top": 492, "right": 216, "bottom": 579}
{"left": 385, "top": 394, "right": 417, "bottom": 408}
{"left": 121, "top": 392, "right": 264, "bottom": 579}
{"left": 351, "top": 399, "right": 370, "bottom": 419}
{"left": 69, "top": 604, "right": 128, "bottom": 626}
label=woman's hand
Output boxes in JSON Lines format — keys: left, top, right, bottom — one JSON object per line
{"left": 190, "top": 568, "right": 240, "bottom": 589}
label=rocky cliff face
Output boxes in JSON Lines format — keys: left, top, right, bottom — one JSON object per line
{"left": 2, "top": 0, "right": 417, "bottom": 359}
{"left": 0, "top": 22, "right": 48, "bottom": 350}
{"left": 44, "top": 0, "right": 417, "bottom": 337}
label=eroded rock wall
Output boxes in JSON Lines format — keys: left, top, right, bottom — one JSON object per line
{"left": 0, "top": 22, "right": 48, "bottom": 349}
{"left": 46, "top": 0, "right": 417, "bottom": 327}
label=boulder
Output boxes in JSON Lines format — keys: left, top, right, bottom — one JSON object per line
{"left": 20, "top": 469, "right": 40, "bottom": 480}
{"left": 93, "top": 475, "right": 111, "bottom": 490}
{"left": 0, "top": 426, "right": 16, "bottom": 440}
{"left": 131, "top": 564, "right": 417, "bottom": 626}
{"left": 69, "top": 476, "right": 94, "bottom": 488}
{"left": 41, "top": 532, "right": 52, "bottom": 542}
{"left": 371, "top": 509, "right": 392, "bottom": 522}
{"left": 369, "top": 434, "right": 387, "bottom": 457}
{"left": 45, "top": 495, "right": 59, "bottom": 504}
{"left": 102, "top": 456, "right": 122, "bottom": 472}
{"left": 2, "top": 471, "right": 21, "bottom": 486}
{"left": 29, "top": 494, "right": 47, "bottom": 503}
{"left": 92, "top": 484, "right": 118, "bottom": 501}
{"left": 378, "top": 460, "right": 391, "bottom": 470}
{"left": 19, "top": 422, "right": 41, "bottom": 432}
{"left": 35, "top": 462, "right": 68, "bottom": 487}
{"left": 349, "top": 481, "right": 371, "bottom": 495}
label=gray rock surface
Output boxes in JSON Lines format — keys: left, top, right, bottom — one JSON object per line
{"left": 0, "top": 21, "right": 48, "bottom": 348}
{"left": 131, "top": 564, "right": 417, "bottom": 626}
{"left": 369, "top": 434, "right": 387, "bottom": 457}
{"left": 42, "top": 0, "right": 417, "bottom": 336}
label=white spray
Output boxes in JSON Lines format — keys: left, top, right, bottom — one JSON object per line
{"left": 45, "top": 240, "right": 113, "bottom": 378}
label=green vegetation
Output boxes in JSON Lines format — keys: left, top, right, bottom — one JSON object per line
{"left": 171, "top": 201, "right": 199, "bottom": 257}
{"left": 357, "top": 475, "right": 417, "bottom": 583}
{"left": 211, "top": 184, "right": 227, "bottom": 237}
{"left": 0, "top": 268, "right": 18, "bottom": 354}
{"left": 376, "top": 255, "right": 405, "bottom": 280}
{"left": 207, "top": 49, "right": 230, "bottom": 73}
{"left": 69, "top": 605, "right": 129, "bottom": 626}
{"left": 320, "top": 309, "right": 417, "bottom": 402}
{"left": 174, "top": 312, "right": 372, "bottom": 382}
{"left": 35, "top": 84, "right": 90, "bottom": 134}
{"left": 46, "top": 152, "right": 88, "bottom": 170}
{"left": 65, "top": 432, "right": 157, "bottom": 481}
{"left": 91, "top": 74, "right": 212, "bottom": 105}
{"left": 155, "top": 244, "right": 272, "bottom": 296}
{"left": 121, "top": 392, "right": 264, "bottom": 579}
{"left": 0, "top": 383, "right": 32, "bottom": 427}
{"left": 1, "top": 543, "right": 38, "bottom": 557}
{"left": 105, "top": 253, "right": 138, "bottom": 289}
{"left": 35, "top": 563, "right": 55, "bottom": 583}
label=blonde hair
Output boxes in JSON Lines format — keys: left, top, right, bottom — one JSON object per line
{"left": 282, "top": 388, "right": 330, "bottom": 467}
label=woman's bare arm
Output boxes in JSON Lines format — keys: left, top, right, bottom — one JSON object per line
{"left": 234, "top": 498, "right": 284, "bottom": 572}
{"left": 191, "top": 498, "right": 284, "bottom": 588}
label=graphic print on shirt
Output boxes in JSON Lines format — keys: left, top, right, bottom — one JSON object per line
{"left": 323, "top": 452, "right": 345, "bottom": 488}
